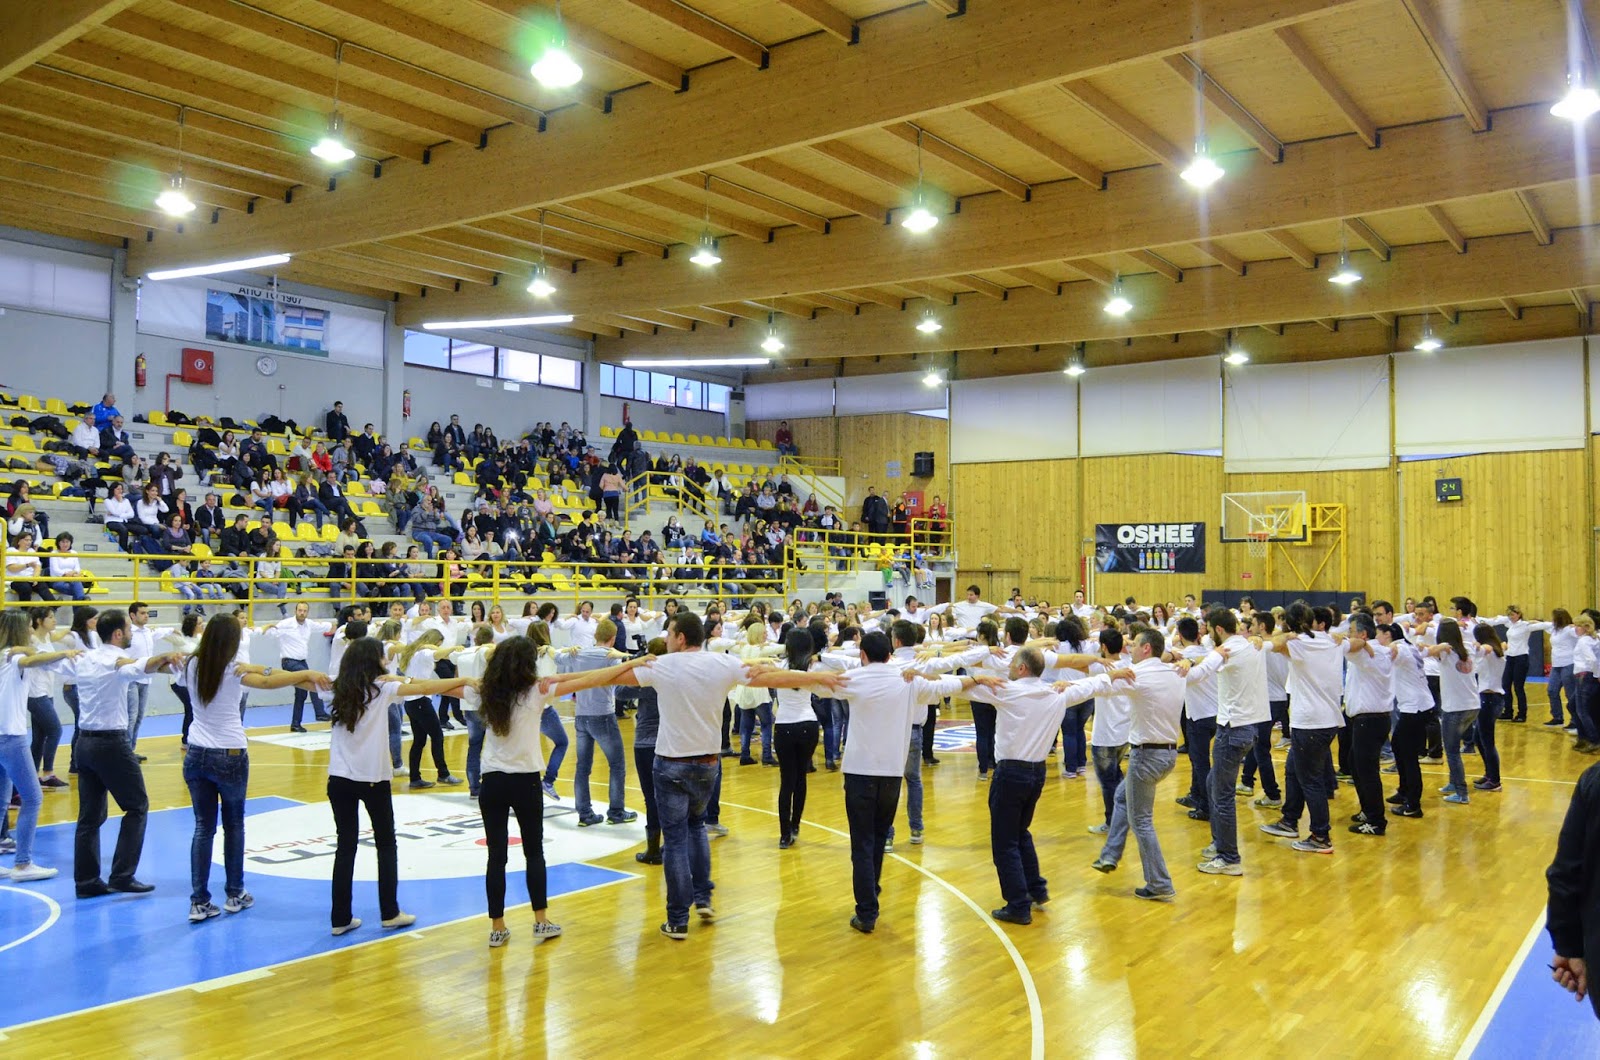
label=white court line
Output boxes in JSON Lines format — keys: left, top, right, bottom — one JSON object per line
{"left": 0, "top": 885, "right": 62, "bottom": 955}
{"left": 1453, "top": 910, "right": 1548, "bottom": 1060}
{"left": 191, "top": 968, "right": 273, "bottom": 993}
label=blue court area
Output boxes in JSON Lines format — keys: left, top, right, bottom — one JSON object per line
{"left": 0, "top": 797, "right": 632, "bottom": 1030}
{"left": 1471, "top": 927, "right": 1600, "bottom": 1058}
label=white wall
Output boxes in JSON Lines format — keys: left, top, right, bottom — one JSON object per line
{"left": 0, "top": 306, "right": 112, "bottom": 399}
{"left": 598, "top": 395, "right": 726, "bottom": 438}
{"left": 400, "top": 363, "right": 585, "bottom": 442}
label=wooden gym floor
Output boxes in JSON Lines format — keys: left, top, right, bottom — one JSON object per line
{"left": 0, "top": 700, "right": 1584, "bottom": 1059}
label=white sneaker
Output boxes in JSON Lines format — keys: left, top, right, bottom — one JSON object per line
{"left": 223, "top": 892, "right": 254, "bottom": 914}
{"left": 332, "top": 918, "right": 362, "bottom": 936}
{"left": 189, "top": 901, "right": 222, "bottom": 923}
{"left": 910, "top": 829, "right": 924, "bottom": 845}
{"left": 1087, "top": 822, "right": 1108, "bottom": 834}
{"left": 382, "top": 912, "right": 417, "bottom": 930}
{"left": 1197, "top": 857, "right": 1243, "bottom": 876}
{"left": 10, "top": 863, "right": 58, "bottom": 883}
{"left": 532, "top": 920, "right": 563, "bottom": 940}
{"left": 489, "top": 928, "right": 511, "bottom": 948}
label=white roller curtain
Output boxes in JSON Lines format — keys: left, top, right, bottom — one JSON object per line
{"left": 0, "top": 239, "right": 112, "bottom": 319}
{"left": 834, "top": 371, "right": 935, "bottom": 415}
{"left": 1394, "top": 337, "right": 1584, "bottom": 454}
{"left": 1224, "top": 355, "right": 1391, "bottom": 471}
{"left": 950, "top": 371, "right": 1078, "bottom": 463}
{"left": 744, "top": 377, "right": 835, "bottom": 419}
{"left": 1080, "top": 355, "right": 1222, "bottom": 456}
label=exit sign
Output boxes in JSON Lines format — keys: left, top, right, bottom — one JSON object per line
{"left": 1436, "top": 477, "right": 1463, "bottom": 503}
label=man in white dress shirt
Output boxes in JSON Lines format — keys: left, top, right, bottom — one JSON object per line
{"left": 261, "top": 601, "right": 333, "bottom": 732}
{"left": 1259, "top": 603, "right": 1345, "bottom": 854}
{"left": 125, "top": 601, "right": 154, "bottom": 759}
{"left": 1087, "top": 628, "right": 1187, "bottom": 900}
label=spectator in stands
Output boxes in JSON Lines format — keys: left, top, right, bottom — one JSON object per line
{"left": 91, "top": 392, "right": 121, "bottom": 431}
{"left": 69, "top": 417, "right": 100, "bottom": 459}
{"left": 153, "top": 512, "right": 194, "bottom": 573}
{"left": 426, "top": 421, "right": 445, "bottom": 449}
{"left": 352, "top": 423, "right": 379, "bottom": 464}
{"left": 310, "top": 442, "right": 333, "bottom": 478}
{"left": 409, "top": 496, "right": 455, "bottom": 558}
{"left": 120, "top": 453, "right": 147, "bottom": 494}
{"left": 775, "top": 474, "right": 794, "bottom": 498}
{"left": 927, "top": 495, "right": 948, "bottom": 533}
{"left": 294, "top": 473, "right": 332, "bottom": 531}
{"left": 241, "top": 428, "right": 275, "bottom": 476}
{"left": 167, "top": 488, "right": 195, "bottom": 532}
{"left": 319, "top": 473, "right": 358, "bottom": 527}
{"left": 47, "top": 531, "right": 89, "bottom": 601}
{"left": 890, "top": 495, "right": 910, "bottom": 537}
{"left": 774, "top": 420, "right": 797, "bottom": 456}
{"left": 5, "top": 530, "right": 52, "bottom": 601}
{"left": 600, "top": 465, "right": 624, "bottom": 522}
{"left": 194, "top": 492, "right": 225, "bottom": 546}
{"left": 467, "top": 423, "right": 495, "bottom": 459}
{"left": 149, "top": 452, "right": 182, "bottom": 506}
{"left": 6, "top": 486, "right": 48, "bottom": 540}
{"left": 256, "top": 539, "right": 288, "bottom": 616}
{"left": 103, "top": 483, "right": 136, "bottom": 552}
{"left": 132, "top": 483, "right": 168, "bottom": 549}
{"left": 100, "top": 416, "right": 135, "bottom": 463}
{"left": 756, "top": 486, "right": 778, "bottom": 520}
{"left": 434, "top": 434, "right": 464, "bottom": 473}
{"left": 246, "top": 514, "right": 276, "bottom": 556}
{"left": 329, "top": 438, "right": 351, "bottom": 482}
{"left": 861, "top": 486, "right": 890, "bottom": 543}
{"left": 444, "top": 415, "right": 467, "bottom": 449}
{"left": 219, "top": 514, "right": 252, "bottom": 557}
{"left": 325, "top": 401, "right": 350, "bottom": 442}
{"left": 734, "top": 484, "right": 758, "bottom": 525}
{"left": 610, "top": 421, "right": 637, "bottom": 464}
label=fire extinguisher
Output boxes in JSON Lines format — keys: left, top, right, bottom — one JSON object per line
{"left": 134, "top": 353, "right": 147, "bottom": 389}
{"left": 402, "top": 388, "right": 411, "bottom": 419}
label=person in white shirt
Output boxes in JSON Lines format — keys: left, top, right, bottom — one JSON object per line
{"left": 1342, "top": 614, "right": 1395, "bottom": 836}
{"left": 835, "top": 632, "right": 985, "bottom": 933}
{"left": 1079, "top": 628, "right": 1187, "bottom": 900}
{"left": 1177, "top": 609, "right": 1270, "bottom": 876}
{"left": 1085, "top": 628, "right": 1129, "bottom": 833}
{"left": 966, "top": 646, "right": 1105, "bottom": 920}
{"left": 1259, "top": 604, "right": 1345, "bottom": 854}
{"left": 1423, "top": 618, "right": 1480, "bottom": 805}
{"left": 182, "top": 613, "right": 328, "bottom": 923}
{"left": 1238, "top": 613, "right": 1285, "bottom": 806}
{"left": 1471, "top": 623, "right": 1508, "bottom": 792}
{"left": 46, "top": 532, "right": 90, "bottom": 602}
{"left": 260, "top": 602, "right": 334, "bottom": 732}
{"left": 1528, "top": 607, "right": 1578, "bottom": 729}
{"left": 429, "top": 600, "right": 469, "bottom": 731}
{"left": 580, "top": 612, "right": 843, "bottom": 940}
{"left": 1483, "top": 605, "right": 1533, "bottom": 722}
{"left": 455, "top": 625, "right": 495, "bottom": 799}
{"left": 926, "top": 584, "right": 1018, "bottom": 634}
{"left": 1171, "top": 616, "right": 1219, "bottom": 822}
{"left": 125, "top": 601, "right": 155, "bottom": 758}
{"left": 552, "top": 602, "right": 599, "bottom": 649}
{"left": 0, "top": 612, "right": 81, "bottom": 882}
{"left": 1408, "top": 601, "right": 1446, "bottom": 762}
{"left": 325, "top": 636, "right": 471, "bottom": 936}
{"left": 72, "top": 608, "right": 181, "bottom": 898}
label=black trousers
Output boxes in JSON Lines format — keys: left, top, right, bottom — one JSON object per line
{"left": 74, "top": 730, "right": 149, "bottom": 888}
{"left": 327, "top": 775, "right": 398, "bottom": 925}
{"left": 634, "top": 746, "right": 659, "bottom": 834}
{"left": 405, "top": 698, "right": 451, "bottom": 780}
{"left": 1391, "top": 711, "right": 1426, "bottom": 809}
{"left": 971, "top": 702, "right": 998, "bottom": 774}
{"left": 434, "top": 659, "right": 464, "bottom": 724}
{"left": 480, "top": 770, "right": 546, "bottom": 918}
{"left": 1424, "top": 677, "right": 1443, "bottom": 758}
{"left": 1503, "top": 655, "right": 1529, "bottom": 718}
{"left": 989, "top": 759, "right": 1047, "bottom": 913}
{"left": 774, "top": 721, "right": 819, "bottom": 838}
{"left": 1186, "top": 714, "right": 1217, "bottom": 812}
{"left": 720, "top": 703, "right": 733, "bottom": 752}
{"left": 1349, "top": 713, "right": 1389, "bottom": 828}
{"left": 921, "top": 703, "right": 938, "bottom": 761}
{"left": 1281, "top": 726, "right": 1338, "bottom": 838}
{"left": 843, "top": 773, "right": 900, "bottom": 924}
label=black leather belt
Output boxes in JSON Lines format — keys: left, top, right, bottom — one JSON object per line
{"left": 1132, "top": 743, "right": 1177, "bottom": 750}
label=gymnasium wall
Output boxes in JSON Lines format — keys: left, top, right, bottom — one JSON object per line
{"left": 748, "top": 412, "right": 950, "bottom": 509}
{"left": 597, "top": 395, "right": 727, "bottom": 439}
{"left": 0, "top": 305, "right": 112, "bottom": 399}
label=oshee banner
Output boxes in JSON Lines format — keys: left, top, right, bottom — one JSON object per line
{"left": 1095, "top": 522, "right": 1206, "bottom": 574}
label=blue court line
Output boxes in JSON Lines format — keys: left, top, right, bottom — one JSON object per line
{"left": 0, "top": 797, "right": 630, "bottom": 1030}
{"left": 1469, "top": 920, "right": 1600, "bottom": 1059}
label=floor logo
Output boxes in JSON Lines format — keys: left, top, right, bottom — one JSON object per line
{"left": 237, "top": 794, "right": 645, "bottom": 881}
{"left": 932, "top": 722, "right": 976, "bottom": 753}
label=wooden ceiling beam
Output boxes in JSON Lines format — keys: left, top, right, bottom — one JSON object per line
{"left": 618, "top": 0, "right": 768, "bottom": 68}
{"left": 0, "top": 178, "right": 180, "bottom": 231}
{"left": 279, "top": 261, "right": 415, "bottom": 298}
{"left": 1062, "top": 258, "right": 1117, "bottom": 287}
{"left": 1344, "top": 217, "right": 1390, "bottom": 261}
{"left": 679, "top": 173, "right": 829, "bottom": 233}
{"left": 1571, "top": 289, "right": 1591, "bottom": 314}
{"left": 0, "top": 203, "right": 147, "bottom": 243}
{"left": 1057, "top": 81, "right": 1186, "bottom": 171}
{"left": 1515, "top": 190, "right": 1553, "bottom": 245}
{"left": 956, "top": 274, "right": 1009, "bottom": 300}
{"left": 1004, "top": 267, "right": 1060, "bottom": 294}
{"left": 923, "top": 0, "right": 964, "bottom": 13}
{"left": 1424, "top": 203, "right": 1467, "bottom": 253}
{"left": 1370, "top": 312, "right": 1396, "bottom": 328}
{"left": 594, "top": 229, "right": 1600, "bottom": 360}
{"left": 469, "top": 216, "right": 621, "bottom": 265}
{"left": 778, "top": 0, "right": 859, "bottom": 44}
{"left": 665, "top": 306, "right": 737, "bottom": 327}
{"left": 965, "top": 101, "right": 1102, "bottom": 186}
{"left": 467, "top": 0, "right": 688, "bottom": 92}
{"left": 569, "top": 318, "right": 627, "bottom": 339}
{"left": 898, "top": 281, "right": 957, "bottom": 306}
{"left": 1194, "top": 240, "right": 1246, "bottom": 276}
{"left": 1262, "top": 228, "right": 1317, "bottom": 268}
{"left": 885, "top": 122, "right": 1031, "bottom": 200}
{"left": 415, "top": 226, "right": 572, "bottom": 269}
{"left": 1125, "top": 249, "right": 1182, "bottom": 282}
{"left": 384, "top": 234, "right": 524, "bottom": 275}
{"left": 303, "top": 249, "right": 459, "bottom": 291}
{"left": 1399, "top": 0, "right": 1490, "bottom": 132}
{"left": 1274, "top": 26, "right": 1378, "bottom": 148}
{"left": 735, "top": 156, "right": 888, "bottom": 223}
{"left": 563, "top": 198, "right": 699, "bottom": 245}
{"left": 1433, "top": 305, "right": 1460, "bottom": 325}
{"left": 0, "top": 127, "right": 278, "bottom": 205}
{"left": 0, "top": 0, "right": 140, "bottom": 81}
{"left": 767, "top": 296, "right": 819, "bottom": 318}
{"left": 345, "top": 241, "right": 500, "bottom": 285}
{"left": 616, "top": 310, "right": 696, "bottom": 331}
{"left": 0, "top": 154, "right": 253, "bottom": 214}
{"left": 1161, "top": 53, "right": 1282, "bottom": 161}
{"left": 809, "top": 139, "right": 918, "bottom": 194}
{"left": 532, "top": 211, "right": 668, "bottom": 257}
{"left": 791, "top": 291, "right": 860, "bottom": 314}
{"left": 621, "top": 185, "right": 772, "bottom": 242}
{"left": 703, "top": 302, "right": 769, "bottom": 321}
{"left": 1313, "top": 318, "right": 1339, "bottom": 332}
{"left": 583, "top": 312, "right": 656, "bottom": 334}
{"left": 1499, "top": 296, "right": 1523, "bottom": 319}
{"left": 843, "top": 288, "right": 905, "bottom": 310}
{"left": 131, "top": 0, "right": 1355, "bottom": 270}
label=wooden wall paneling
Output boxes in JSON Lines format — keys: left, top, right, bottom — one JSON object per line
{"left": 749, "top": 413, "right": 949, "bottom": 512}
{"left": 1079, "top": 454, "right": 1225, "bottom": 606}
{"left": 1225, "top": 467, "right": 1396, "bottom": 598}
{"left": 747, "top": 416, "right": 835, "bottom": 457}
{"left": 953, "top": 460, "right": 1077, "bottom": 602}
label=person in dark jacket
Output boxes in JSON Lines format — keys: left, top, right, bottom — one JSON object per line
{"left": 325, "top": 401, "right": 350, "bottom": 442}
{"left": 860, "top": 487, "right": 890, "bottom": 543}
{"left": 1549, "top": 760, "right": 1600, "bottom": 1018}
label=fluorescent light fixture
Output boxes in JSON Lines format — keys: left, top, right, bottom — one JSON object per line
{"left": 1064, "top": 361, "right": 1086, "bottom": 377}
{"left": 420, "top": 314, "right": 575, "bottom": 330}
{"left": 1223, "top": 348, "right": 1250, "bottom": 366}
{"left": 1103, "top": 281, "right": 1132, "bottom": 317}
{"left": 154, "top": 173, "right": 196, "bottom": 217}
{"left": 689, "top": 232, "right": 721, "bottom": 267}
{"left": 915, "top": 314, "right": 942, "bottom": 334}
{"left": 1328, "top": 254, "right": 1361, "bottom": 286}
{"left": 526, "top": 264, "right": 556, "bottom": 298}
{"left": 760, "top": 331, "right": 784, "bottom": 354}
{"left": 147, "top": 253, "right": 291, "bottom": 281}
{"left": 310, "top": 112, "right": 356, "bottom": 163}
{"left": 1180, "top": 139, "right": 1224, "bottom": 189}
{"left": 1553, "top": 71, "right": 1600, "bottom": 121}
{"left": 621, "top": 357, "right": 769, "bottom": 368}
{"left": 923, "top": 369, "right": 945, "bottom": 387}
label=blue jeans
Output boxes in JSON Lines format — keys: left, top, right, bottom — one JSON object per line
{"left": 412, "top": 529, "right": 453, "bottom": 558}
{"left": 49, "top": 580, "right": 88, "bottom": 601}
{"left": 738, "top": 703, "right": 774, "bottom": 761}
{"left": 1239, "top": 720, "right": 1283, "bottom": 798}
{"left": 1185, "top": 714, "right": 1217, "bottom": 813}
{"left": 889, "top": 726, "right": 924, "bottom": 842}
{"left": 814, "top": 697, "right": 841, "bottom": 765}
{"left": 388, "top": 701, "right": 404, "bottom": 769}
{"left": 1101, "top": 747, "right": 1177, "bottom": 894}
{"left": 301, "top": 496, "right": 331, "bottom": 529}
{"left": 653, "top": 756, "right": 718, "bottom": 926}
{"left": 465, "top": 711, "right": 485, "bottom": 795}
{"left": 1441, "top": 710, "right": 1474, "bottom": 795}
{"left": 0, "top": 734, "right": 43, "bottom": 867}
{"left": 1577, "top": 676, "right": 1600, "bottom": 746}
{"left": 184, "top": 747, "right": 249, "bottom": 903}
{"left": 541, "top": 706, "right": 568, "bottom": 784}
{"left": 989, "top": 759, "right": 1047, "bottom": 913}
{"left": 1548, "top": 663, "right": 1576, "bottom": 723}
{"left": 1059, "top": 701, "right": 1092, "bottom": 772}
{"left": 126, "top": 682, "right": 150, "bottom": 748}
{"left": 1091, "top": 743, "right": 1125, "bottom": 824}
{"left": 1281, "top": 726, "right": 1337, "bottom": 838}
{"left": 283, "top": 657, "right": 325, "bottom": 726}
{"left": 1207, "top": 724, "right": 1258, "bottom": 864}
{"left": 574, "top": 714, "right": 628, "bottom": 820}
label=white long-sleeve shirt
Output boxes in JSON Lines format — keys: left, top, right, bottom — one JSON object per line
{"left": 968, "top": 674, "right": 1105, "bottom": 761}
{"left": 1344, "top": 643, "right": 1394, "bottom": 715}
{"left": 835, "top": 663, "right": 961, "bottom": 776}
{"left": 75, "top": 646, "right": 156, "bottom": 730}
{"left": 127, "top": 622, "right": 156, "bottom": 686}
{"left": 1529, "top": 622, "right": 1577, "bottom": 667}
{"left": 1484, "top": 617, "right": 1533, "bottom": 658}
{"left": 1185, "top": 634, "right": 1270, "bottom": 727}
{"left": 1086, "top": 660, "right": 1186, "bottom": 746}
{"left": 263, "top": 616, "right": 333, "bottom": 660}
{"left": 1178, "top": 643, "right": 1218, "bottom": 721}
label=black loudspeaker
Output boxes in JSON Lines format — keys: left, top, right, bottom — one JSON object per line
{"left": 913, "top": 451, "right": 935, "bottom": 476}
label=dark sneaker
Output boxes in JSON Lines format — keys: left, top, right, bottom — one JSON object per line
{"left": 1134, "top": 886, "right": 1176, "bottom": 902}
{"left": 1543, "top": 719, "right": 1567, "bottom": 727}
{"left": 189, "top": 901, "right": 222, "bottom": 923}
{"left": 1091, "top": 858, "right": 1117, "bottom": 873}
{"left": 1386, "top": 792, "right": 1405, "bottom": 805}
{"left": 408, "top": 779, "right": 435, "bottom": 790}
{"left": 607, "top": 810, "right": 639, "bottom": 824}
{"left": 578, "top": 813, "right": 604, "bottom": 827}
{"left": 1259, "top": 820, "right": 1299, "bottom": 839}
{"left": 1349, "top": 822, "right": 1386, "bottom": 836}
{"left": 1174, "top": 795, "right": 1197, "bottom": 809}
{"left": 991, "top": 907, "right": 1032, "bottom": 925}
{"left": 1473, "top": 778, "right": 1502, "bottom": 791}
{"left": 1186, "top": 808, "right": 1210, "bottom": 821}
{"left": 1351, "top": 812, "right": 1368, "bottom": 824}
{"left": 849, "top": 916, "right": 874, "bottom": 934}
{"left": 437, "top": 775, "right": 465, "bottom": 786}
{"left": 660, "top": 922, "right": 688, "bottom": 940}
{"left": 1290, "top": 835, "right": 1334, "bottom": 854}
{"left": 1030, "top": 893, "right": 1050, "bottom": 909}
{"left": 1393, "top": 804, "right": 1424, "bottom": 818}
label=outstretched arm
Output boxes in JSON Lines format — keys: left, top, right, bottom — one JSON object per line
{"left": 540, "top": 656, "right": 651, "bottom": 696}
{"left": 743, "top": 666, "right": 847, "bottom": 692}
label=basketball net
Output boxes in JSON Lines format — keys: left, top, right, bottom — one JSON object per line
{"left": 1247, "top": 532, "right": 1270, "bottom": 558}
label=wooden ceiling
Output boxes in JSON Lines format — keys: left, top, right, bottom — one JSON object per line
{"left": 6, "top": 0, "right": 1600, "bottom": 374}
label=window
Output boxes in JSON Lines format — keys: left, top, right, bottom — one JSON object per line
{"left": 541, "top": 355, "right": 581, "bottom": 390}
{"left": 707, "top": 383, "right": 730, "bottom": 413}
{"left": 650, "top": 372, "right": 676, "bottom": 406}
{"left": 633, "top": 370, "right": 652, "bottom": 402}
{"left": 677, "top": 378, "right": 701, "bottom": 409}
{"left": 498, "top": 347, "right": 541, "bottom": 384}
{"left": 403, "top": 330, "right": 449, "bottom": 368}
{"left": 450, "top": 341, "right": 496, "bottom": 376}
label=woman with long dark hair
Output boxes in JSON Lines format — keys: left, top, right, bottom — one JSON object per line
{"left": 0, "top": 610, "right": 79, "bottom": 882}
{"left": 327, "top": 636, "right": 469, "bottom": 936}
{"left": 1529, "top": 607, "right": 1577, "bottom": 728}
{"left": 1472, "top": 623, "right": 1507, "bottom": 793}
{"left": 477, "top": 636, "right": 645, "bottom": 946}
{"left": 394, "top": 631, "right": 463, "bottom": 789}
{"left": 182, "top": 613, "right": 327, "bottom": 923}
{"left": 772, "top": 628, "right": 822, "bottom": 848}
{"left": 1425, "top": 618, "right": 1477, "bottom": 805}
{"left": 62, "top": 605, "right": 98, "bottom": 774}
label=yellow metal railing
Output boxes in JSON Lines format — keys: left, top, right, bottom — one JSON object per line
{"left": 622, "top": 470, "right": 715, "bottom": 531}
{"left": 779, "top": 452, "right": 842, "bottom": 478}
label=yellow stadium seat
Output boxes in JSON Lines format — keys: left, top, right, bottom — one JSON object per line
{"left": 18, "top": 395, "right": 41, "bottom": 412}
{"left": 321, "top": 524, "right": 339, "bottom": 542}
{"left": 600, "top": 425, "right": 617, "bottom": 438}
{"left": 191, "top": 541, "right": 213, "bottom": 559}
{"left": 670, "top": 432, "right": 686, "bottom": 444}
{"left": 346, "top": 481, "right": 368, "bottom": 496}
{"left": 685, "top": 434, "right": 701, "bottom": 446}
{"left": 408, "top": 437, "right": 424, "bottom": 449}
{"left": 757, "top": 439, "right": 775, "bottom": 450}
{"left": 266, "top": 437, "right": 287, "bottom": 455}
{"left": 360, "top": 500, "right": 384, "bottom": 517}
{"left": 172, "top": 429, "right": 193, "bottom": 448}
{"left": 90, "top": 585, "right": 109, "bottom": 596}
{"left": 159, "top": 570, "right": 176, "bottom": 594}
{"left": 147, "top": 410, "right": 170, "bottom": 426}
{"left": 454, "top": 472, "right": 473, "bottom": 486}
{"left": 45, "top": 397, "right": 69, "bottom": 415}
{"left": 639, "top": 429, "right": 658, "bottom": 442}
{"left": 12, "top": 435, "right": 37, "bottom": 453}
{"left": 541, "top": 550, "right": 556, "bottom": 563}
{"left": 296, "top": 522, "right": 320, "bottom": 541}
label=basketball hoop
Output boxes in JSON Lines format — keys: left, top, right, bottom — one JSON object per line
{"left": 1246, "top": 531, "right": 1270, "bottom": 558}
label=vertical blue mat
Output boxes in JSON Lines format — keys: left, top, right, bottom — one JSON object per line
{"left": 0, "top": 797, "right": 630, "bottom": 1030}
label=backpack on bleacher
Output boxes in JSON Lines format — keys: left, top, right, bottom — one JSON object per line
{"left": 197, "top": 426, "right": 220, "bottom": 447}
{"left": 259, "top": 415, "right": 287, "bottom": 434}
{"left": 28, "top": 415, "right": 67, "bottom": 438}
{"left": 168, "top": 410, "right": 194, "bottom": 425}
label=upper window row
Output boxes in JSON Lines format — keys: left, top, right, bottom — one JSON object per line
{"left": 402, "top": 331, "right": 583, "bottom": 391}
{"left": 600, "top": 364, "right": 729, "bottom": 413}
